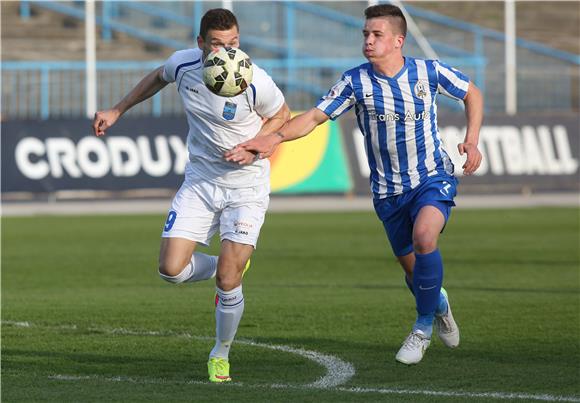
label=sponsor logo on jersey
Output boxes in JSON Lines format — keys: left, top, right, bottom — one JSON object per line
{"left": 368, "top": 110, "right": 430, "bottom": 122}
{"left": 222, "top": 102, "right": 237, "bottom": 120}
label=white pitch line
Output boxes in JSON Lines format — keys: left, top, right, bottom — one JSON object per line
{"left": 46, "top": 373, "right": 580, "bottom": 402}
{"left": 5, "top": 320, "right": 580, "bottom": 402}
{"left": 3, "top": 320, "right": 354, "bottom": 389}
{"left": 337, "top": 387, "right": 580, "bottom": 402}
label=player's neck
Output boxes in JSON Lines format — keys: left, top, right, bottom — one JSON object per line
{"left": 372, "top": 55, "right": 405, "bottom": 78}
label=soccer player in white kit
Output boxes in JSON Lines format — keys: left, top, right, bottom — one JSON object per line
{"left": 92, "top": 9, "right": 290, "bottom": 382}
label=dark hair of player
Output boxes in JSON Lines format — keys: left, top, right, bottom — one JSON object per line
{"left": 364, "top": 4, "right": 407, "bottom": 37}
{"left": 200, "top": 8, "right": 239, "bottom": 39}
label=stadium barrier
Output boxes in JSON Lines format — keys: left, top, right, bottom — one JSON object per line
{"left": 2, "top": 114, "right": 578, "bottom": 200}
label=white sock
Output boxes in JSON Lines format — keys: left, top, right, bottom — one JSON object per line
{"left": 210, "top": 285, "right": 244, "bottom": 360}
{"left": 159, "top": 253, "right": 217, "bottom": 284}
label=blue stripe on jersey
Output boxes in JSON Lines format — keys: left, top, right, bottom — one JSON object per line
{"left": 438, "top": 73, "right": 467, "bottom": 100}
{"left": 408, "top": 61, "right": 427, "bottom": 177}
{"left": 426, "top": 61, "right": 443, "bottom": 171}
{"left": 322, "top": 80, "right": 354, "bottom": 120}
{"left": 369, "top": 68, "right": 395, "bottom": 195}
{"left": 175, "top": 58, "right": 201, "bottom": 81}
{"left": 436, "top": 61, "right": 469, "bottom": 100}
{"left": 388, "top": 79, "right": 411, "bottom": 191}
{"left": 250, "top": 83, "right": 256, "bottom": 107}
{"left": 352, "top": 71, "right": 379, "bottom": 195}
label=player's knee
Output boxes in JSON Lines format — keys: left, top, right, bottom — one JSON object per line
{"left": 158, "top": 259, "right": 189, "bottom": 283}
{"left": 215, "top": 271, "right": 241, "bottom": 291}
{"left": 413, "top": 228, "right": 437, "bottom": 254}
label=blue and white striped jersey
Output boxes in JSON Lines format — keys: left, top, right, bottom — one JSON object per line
{"left": 317, "top": 57, "right": 470, "bottom": 198}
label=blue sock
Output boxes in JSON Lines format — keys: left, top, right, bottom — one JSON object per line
{"left": 436, "top": 290, "right": 448, "bottom": 316}
{"left": 412, "top": 249, "right": 444, "bottom": 337}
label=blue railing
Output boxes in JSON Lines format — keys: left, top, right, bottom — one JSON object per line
{"left": 8, "top": 0, "right": 579, "bottom": 120}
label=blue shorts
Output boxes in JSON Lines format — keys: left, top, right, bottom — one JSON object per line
{"left": 373, "top": 175, "right": 458, "bottom": 257}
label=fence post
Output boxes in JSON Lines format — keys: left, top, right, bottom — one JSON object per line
{"left": 193, "top": 0, "right": 202, "bottom": 39}
{"left": 20, "top": 1, "right": 31, "bottom": 19}
{"left": 152, "top": 93, "right": 162, "bottom": 117}
{"left": 102, "top": 0, "right": 112, "bottom": 41}
{"left": 474, "top": 33, "right": 487, "bottom": 112}
{"left": 285, "top": 1, "right": 295, "bottom": 92}
{"left": 41, "top": 67, "right": 50, "bottom": 120}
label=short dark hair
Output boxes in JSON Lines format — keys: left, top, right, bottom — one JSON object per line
{"left": 364, "top": 4, "right": 407, "bottom": 37}
{"left": 199, "top": 8, "right": 239, "bottom": 39}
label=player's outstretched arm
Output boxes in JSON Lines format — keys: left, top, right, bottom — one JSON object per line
{"left": 93, "top": 66, "right": 168, "bottom": 137}
{"left": 458, "top": 82, "right": 484, "bottom": 175}
{"left": 226, "top": 103, "right": 291, "bottom": 165}
{"left": 225, "top": 108, "right": 329, "bottom": 163}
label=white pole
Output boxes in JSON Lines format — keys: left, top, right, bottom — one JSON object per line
{"left": 367, "top": 0, "right": 378, "bottom": 6}
{"left": 222, "top": 0, "right": 233, "bottom": 10}
{"left": 391, "top": 0, "right": 438, "bottom": 60}
{"left": 86, "top": 0, "right": 97, "bottom": 118}
{"left": 505, "top": 0, "right": 517, "bottom": 115}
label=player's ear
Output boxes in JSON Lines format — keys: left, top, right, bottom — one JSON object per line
{"left": 197, "top": 35, "right": 204, "bottom": 49}
{"left": 395, "top": 34, "right": 405, "bottom": 49}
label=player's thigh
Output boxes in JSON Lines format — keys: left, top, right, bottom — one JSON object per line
{"left": 412, "top": 205, "right": 446, "bottom": 252}
{"left": 158, "top": 237, "right": 197, "bottom": 276}
{"left": 162, "top": 177, "right": 222, "bottom": 243}
{"left": 219, "top": 185, "right": 269, "bottom": 248}
{"left": 159, "top": 181, "right": 220, "bottom": 275}
{"left": 410, "top": 177, "right": 456, "bottom": 251}
{"left": 373, "top": 197, "right": 414, "bottom": 257}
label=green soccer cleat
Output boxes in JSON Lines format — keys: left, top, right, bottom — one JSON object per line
{"left": 208, "top": 357, "right": 232, "bottom": 383}
{"left": 214, "top": 259, "right": 251, "bottom": 306}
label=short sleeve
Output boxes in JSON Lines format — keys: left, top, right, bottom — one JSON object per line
{"left": 434, "top": 60, "right": 470, "bottom": 101}
{"left": 162, "top": 49, "right": 202, "bottom": 84}
{"left": 251, "top": 66, "right": 285, "bottom": 119}
{"left": 315, "top": 74, "right": 355, "bottom": 120}
{"left": 162, "top": 52, "right": 179, "bottom": 83}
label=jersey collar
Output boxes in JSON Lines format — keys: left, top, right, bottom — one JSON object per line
{"left": 370, "top": 56, "right": 409, "bottom": 81}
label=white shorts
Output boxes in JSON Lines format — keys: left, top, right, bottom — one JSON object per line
{"left": 161, "top": 167, "right": 270, "bottom": 248}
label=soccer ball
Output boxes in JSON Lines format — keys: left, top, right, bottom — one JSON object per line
{"left": 203, "top": 47, "right": 253, "bottom": 97}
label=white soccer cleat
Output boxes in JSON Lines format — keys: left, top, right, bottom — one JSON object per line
{"left": 435, "top": 288, "right": 460, "bottom": 348}
{"left": 395, "top": 330, "right": 431, "bottom": 365}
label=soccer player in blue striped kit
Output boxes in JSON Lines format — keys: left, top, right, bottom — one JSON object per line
{"left": 227, "top": 4, "right": 483, "bottom": 364}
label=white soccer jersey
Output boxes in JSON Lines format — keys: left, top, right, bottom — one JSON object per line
{"left": 162, "top": 48, "right": 285, "bottom": 188}
{"left": 317, "top": 57, "right": 470, "bottom": 198}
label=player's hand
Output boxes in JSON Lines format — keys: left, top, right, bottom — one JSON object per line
{"left": 92, "top": 109, "right": 121, "bottom": 137}
{"left": 225, "top": 134, "right": 280, "bottom": 163}
{"left": 457, "top": 142, "right": 482, "bottom": 176}
{"left": 225, "top": 148, "right": 260, "bottom": 165}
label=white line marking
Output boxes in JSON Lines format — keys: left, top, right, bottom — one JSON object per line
{"left": 3, "top": 320, "right": 354, "bottom": 388}
{"left": 46, "top": 374, "right": 580, "bottom": 402}
{"left": 5, "top": 321, "right": 580, "bottom": 402}
{"left": 338, "top": 387, "right": 580, "bottom": 402}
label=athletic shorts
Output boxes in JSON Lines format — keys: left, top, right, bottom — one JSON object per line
{"left": 161, "top": 165, "right": 270, "bottom": 248}
{"left": 373, "top": 175, "right": 458, "bottom": 257}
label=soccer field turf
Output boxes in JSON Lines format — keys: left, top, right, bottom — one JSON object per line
{"left": 2, "top": 208, "right": 579, "bottom": 402}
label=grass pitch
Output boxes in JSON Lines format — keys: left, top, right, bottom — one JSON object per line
{"left": 2, "top": 208, "right": 579, "bottom": 402}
